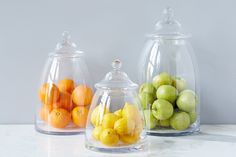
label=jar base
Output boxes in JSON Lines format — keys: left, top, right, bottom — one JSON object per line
{"left": 85, "top": 138, "right": 147, "bottom": 153}
{"left": 85, "top": 143, "right": 147, "bottom": 153}
{"left": 35, "top": 124, "right": 84, "bottom": 135}
{"left": 147, "top": 126, "right": 200, "bottom": 137}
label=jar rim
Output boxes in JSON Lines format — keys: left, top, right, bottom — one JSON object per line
{"left": 49, "top": 50, "right": 84, "bottom": 58}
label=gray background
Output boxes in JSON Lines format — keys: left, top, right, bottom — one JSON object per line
{"left": 0, "top": 0, "right": 235, "bottom": 124}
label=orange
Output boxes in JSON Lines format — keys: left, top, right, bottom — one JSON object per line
{"left": 72, "top": 106, "right": 89, "bottom": 128}
{"left": 58, "top": 79, "right": 75, "bottom": 94}
{"left": 38, "top": 83, "right": 60, "bottom": 106}
{"left": 53, "top": 92, "right": 73, "bottom": 111}
{"left": 49, "top": 108, "right": 71, "bottom": 128}
{"left": 39, "top": 105, "right": 52, "bottom": 122}
{"left": 72, "top": 85, "right": 93, "bottom": 106}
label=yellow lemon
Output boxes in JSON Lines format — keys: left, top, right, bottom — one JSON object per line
{"left": 92, "top": 126, "right": 103, "bottom": 140}
{"left": 99, "top": 128, "right": 119, "bottom": 146}
{"left": 122, "top": 102, "right": 142, "bottom": 124}
{"left": 134, "top": 120, "right": 143, "bottom": 136}
{"left": 102, "top": 113, "right": 119, "bottom": 129}
{"left": 120, "top": 133, "right": 140, "bottom": 144}
{"left": 114, "top": 118, "right": 135, "bottom": 135}
{"left": 91, "top": 104, "right": 109, "bottom": 127}
{"left": 114, "top": 109, "right": 122, "bottom": 118}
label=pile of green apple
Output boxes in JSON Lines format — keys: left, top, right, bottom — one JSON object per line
{"left": 139, "top": 72, "right": 198, "bottom": 131}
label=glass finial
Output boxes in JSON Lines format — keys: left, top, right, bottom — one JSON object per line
{"left": 162, "top": 7, "right": 174, "bottom": 22}
{"left": 55, "top": 31, "right": 78, "bottom": 53}
{"left": 112, "top": 59, "right": 122, "bottom": 70}
{"left": 61, "top": 31, "right": 71, "bottom": 45}
{"left": 151, "top": 7, "right": 189, "bottom": 38}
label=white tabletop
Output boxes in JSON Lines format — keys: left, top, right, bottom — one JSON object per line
{"left": 0, "top": 125, "right": 236, "bottom": 157}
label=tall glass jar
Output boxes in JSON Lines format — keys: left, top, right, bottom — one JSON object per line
{"left": 35, "top": 32, "right": 93, "bottom": 135}
{"left": 85, "top": 59, "right": 147, "bottom": 153}
{"left": 139, "top": 8, "right": 200, "bottom": 136}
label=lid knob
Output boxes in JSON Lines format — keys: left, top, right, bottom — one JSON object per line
{"left": 54, "top": 31, "right": 79, "bottom": 54}
{"left": 61, "top": 31, "right": 71, "bottom": 45}
{"left": 162, "top": 7, "right": 174, "bottom": 22}
{"left": 151, "top": 7, "right": 190, "bottom": 38}
{"left": 112, "top": 59, "right": 122, "bottom": 70}
{"left": 95, "top": 59, "right": 138, "bottom": 89}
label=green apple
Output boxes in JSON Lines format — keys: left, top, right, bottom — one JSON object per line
{"left": 170, "top": 111, "right": 190, "bottom": 131}
{"left": 156, "top": 85, "right": 178, "bottom": 103}
{"left": 152, "top": 72, "right": 172, "bottom": 89}
{"left": 144, "top": 110, "right": 157, "bottom": 129}
{"left": 172, "top": 77, "right": 187, "bottom": 92}
{"left": 139, "top": 92, "right": 155, "bottom": 109}
{"left": 152, "top": 99, "right": 174, "bottom": 120}
{"left": 139, "top": 83, "right": 156, "bottom": 95}
{"left": 177, "top": 90, "right": 196, "bottom": 112}
{"left": 188, "top": 112, "right": 197, "bottom": 124}
{"left": 179, "top": 89, "right": 196, "bottom": 97}
{"left": 159, "top": 119, "right": 170, "bottom": 127}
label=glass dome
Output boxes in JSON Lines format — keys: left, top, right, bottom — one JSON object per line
{"left": 139, "top": 7, "right": 200, "bottom": 136}
{"left": 85, "top": 59, "right": 147, "bottom": 153}
{"left": 35, "top": 32, "right": 93, "bottom": 135}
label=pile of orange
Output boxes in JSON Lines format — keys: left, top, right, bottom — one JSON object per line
{"left": 38, "top": 78, "right": 93, "bottom": 129}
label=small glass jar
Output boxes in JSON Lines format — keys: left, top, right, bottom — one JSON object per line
{"left": 35, "top": 32, "right": 93, "bottom": 135}
{"left": 85, "top": 59, "right": 147, "bottom": 153}
{"left": 139, "top": 8, "right": 200, "bottom": 136}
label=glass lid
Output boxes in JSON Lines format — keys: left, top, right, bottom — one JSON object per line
{"left": 50, "top": 31, "right": 83, "bottom": 57}
{"left": 95, "top": 59, "right": 138, "bottom": 90}
{"left": 149, "top": 7, "right": 190, "bottom": 39}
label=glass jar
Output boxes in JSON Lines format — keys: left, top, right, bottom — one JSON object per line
{"left": 139, "top": 7, "right": 200, "bottom": 136}
{"left": 35, "top": 32, "right": 93, "bottom": 135}
{"left": 85, "top": 59, "right": 147, "bottom": 153}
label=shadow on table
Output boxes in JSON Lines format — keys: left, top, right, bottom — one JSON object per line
{"left": 181, "top": 132, "right": 236, "bottom": 143}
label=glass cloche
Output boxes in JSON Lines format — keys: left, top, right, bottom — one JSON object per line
{"left": 35, "top": 32, "right": 93, "bottom": 135}
{"left": 139, "top": 7, "right": 200, "bottom": 136}
{"left": 85, "top": 59, "right": 147, "bottom": 153}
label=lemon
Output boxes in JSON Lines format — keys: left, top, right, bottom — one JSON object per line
{"left": 102, "top": 113, "right": 119, "bottom": 129}
{"left": 91, "top": 104, "right": 109, "bottom": 127}
{"left": 120, "top": 133, "right": 140, "bottom": 144}
{"left": 99, "top": 128, "right": 119, "bottom": 146}
{"left": 114, "top": 118, "right": 135, "bottom": 135}
{"left": 114, "top": 109, "right": 122, "bottom": 118}
{"left": 92, "top": 126, "right": 103, "bottom": 140}
{"left": 122, "top": 103, "right": 141, "bottom": 124}
{"left": 135, "top": 124, "right": 143, "bottom": 136}
{"left": 135, "top": 116, "right": 144, "bottom": 132}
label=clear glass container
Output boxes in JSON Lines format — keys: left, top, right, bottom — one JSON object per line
{"left": 85, "top": 59, "right": 147, "bottom": 153}
{"left": 139, "top": 7, "right": 200, "bottom": 136}
{"left": 35, "top": 32, "right": 93, "bottom": 135}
